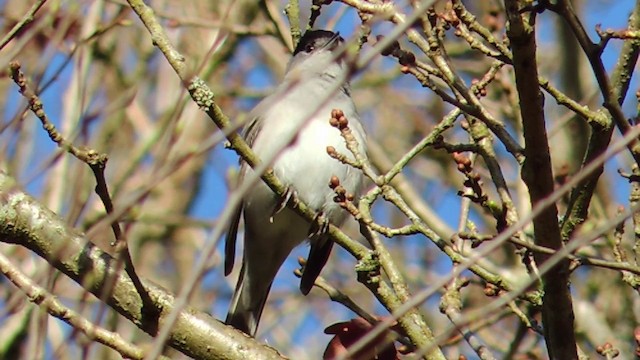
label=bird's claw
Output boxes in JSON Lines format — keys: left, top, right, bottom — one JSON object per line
{"left": 271, "top": 186, "right": 298, "bottom": 222}
{"left": 308, "top": 212, "right": 329, "bottom": 239}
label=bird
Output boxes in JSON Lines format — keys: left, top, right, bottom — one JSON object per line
{"left": 224, "top": 29, "right": 367, "bottom": 337}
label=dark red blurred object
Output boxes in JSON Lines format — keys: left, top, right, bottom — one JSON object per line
{"left": 323, "top": 318, "right": 400, "bottom": 360}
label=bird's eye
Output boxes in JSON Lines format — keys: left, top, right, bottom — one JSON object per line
{"left": 304, "top": 43, "right": 315, "bottom": 53}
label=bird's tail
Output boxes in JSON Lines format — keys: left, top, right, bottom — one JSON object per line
{"left": 225, "top": 263, "right": 272, "bottom": 337}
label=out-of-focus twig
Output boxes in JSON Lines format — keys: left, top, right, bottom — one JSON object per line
{"left": 0, "top": 0, "right": 48, "bottom": 51}
{"left": 0, "top": 170, "right": 287, "bottom": 359}
{"left": 0, "top": 252, "right": 167, "bottom": 360}
{"left": 8, "top": 61, "right": 156, "bottom": 319}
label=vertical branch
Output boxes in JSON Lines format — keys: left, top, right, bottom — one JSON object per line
{"left": 609, "top": 0, "right": 640, "bottom": 104}
{"left": 504, "top": 1, "right": 577, "bottom": 359}
{"left": 560, "top": 0, "right": 640, "bottom": 240}
{"left": 553, "top": 0, "right": 640, "bottom": 162}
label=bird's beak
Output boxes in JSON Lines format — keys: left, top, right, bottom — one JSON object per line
{"left": 323, "top": 32, "right": 342, "bottom": 50}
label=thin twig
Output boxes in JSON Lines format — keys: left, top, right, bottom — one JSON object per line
{"left": 0, "top": 0, "right": 48, "bottom": 51}
{"left": 0, "top": 253, "right": 166, "bottom": 360}
{"left": 7, "top": 61, "right": 156, "bottom": 318}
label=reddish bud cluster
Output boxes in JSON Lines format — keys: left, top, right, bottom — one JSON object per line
{"left": 452, "top": 152, "right": 472, "bottom": 172}
{"left": 328, "top": 176, "right": 354, "bottom": 204}
{"left": 329, "top": 175, "right": 340, "bottom": 189}
{"left": 483, "top": 283, "right": 499, "bottom": 297}
{"left": 329, "top": 109, "right": 349, "bottom": 130}
{"left": 439, "top": 2, "right": 460, "bottom": 27}
{"left": 471, "top": 79, "right": 488, "bottom": 97}
{"left": 596, "top": 342, "right": 619, "bottom": 357}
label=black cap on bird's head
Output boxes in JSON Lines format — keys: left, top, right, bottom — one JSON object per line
{"left": 285, "top": 29, "right": 348, "bottom": 82}
{"left": 293, "top": 30, "right": 344, "bottom": 56}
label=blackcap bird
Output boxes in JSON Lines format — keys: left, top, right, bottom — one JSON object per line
{"left": 224, "top": 29, "right": 367, "bottom": 336}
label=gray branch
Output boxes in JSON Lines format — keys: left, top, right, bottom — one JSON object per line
{"left": 0, "top": 170, "right": 286, "bottom": 360}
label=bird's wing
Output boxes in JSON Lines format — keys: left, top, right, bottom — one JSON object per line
{"left": 224, "top": 202, "right": 243, "bottom": 276}
{"left": 300, "top": 238, "right": 334, "bottom": 295}
{"left": 224, "top": 113, "right": 264, "bottom": 276}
